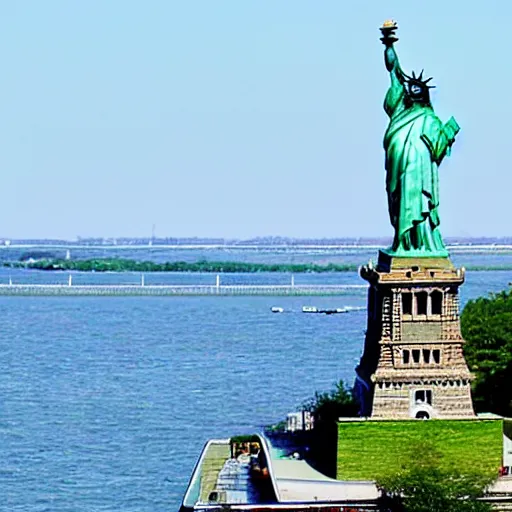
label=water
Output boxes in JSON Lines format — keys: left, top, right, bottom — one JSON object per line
{"left": 1, "top": 249, "right": 511, "bottom": 511}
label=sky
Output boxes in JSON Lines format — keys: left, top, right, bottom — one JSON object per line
{"left": 0, "top": 1, "right": 509, "bottom": 240}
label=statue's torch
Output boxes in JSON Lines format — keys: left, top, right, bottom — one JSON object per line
{"left": 380, "top": 20, "right": 398, "bottom": 45}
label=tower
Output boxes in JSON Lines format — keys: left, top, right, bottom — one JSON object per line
{"left": 354, "top": 252, "right": 475, "bottom": 419}
{"left": 353, "top": 21, "right": 475, "bottom": 420}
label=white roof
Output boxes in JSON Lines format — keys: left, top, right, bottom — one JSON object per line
{"left": 270, "top": 458, "right": 379, "bottom": 502}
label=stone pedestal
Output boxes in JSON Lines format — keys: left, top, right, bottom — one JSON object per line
{"left": 354, "top": 251, "right": 475, "bottom": 419}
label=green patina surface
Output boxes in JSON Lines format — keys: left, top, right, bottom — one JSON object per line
{"left": 380, "top": 22, "right": 459, "bottom": 257}
{"left": 337, "top": 419, "right": 503, "bottom": 481}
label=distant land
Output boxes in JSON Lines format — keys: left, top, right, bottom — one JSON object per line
{"left": 1, "top": 236, "right": 512, "bottom": 247}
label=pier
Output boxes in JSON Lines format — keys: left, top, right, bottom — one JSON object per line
{"left": 0, "top": 283, "right": 367, "bottom": 297}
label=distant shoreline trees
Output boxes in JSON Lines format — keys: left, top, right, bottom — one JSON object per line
{"left": 3, "top": 258, "right": 357, "bottom": 273}
{"left": 4, "top": 258, "right": 512, "bottom": 273}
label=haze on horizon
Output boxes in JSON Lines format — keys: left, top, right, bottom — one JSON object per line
{"left": 0, "top": 2, "right": 508, "bottom": 240}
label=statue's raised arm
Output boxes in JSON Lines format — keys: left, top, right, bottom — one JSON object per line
{"left": 379, "top": 21, "right": 460, "bottom": 257}
{"left": 380, "top": 22, "right": 408, "bottom": 119}
{"left": 380, "top": 21, "right": 404, "bottom": 81}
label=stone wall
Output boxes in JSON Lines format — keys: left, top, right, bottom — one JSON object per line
{"left": 371, "top": 381, "right": 474, "bottom": 419}
{"left": 356, "top": 256, "right": 475, "bottom": 419}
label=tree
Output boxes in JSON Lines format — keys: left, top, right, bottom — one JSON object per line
{"left": 377, "top": 443, "right": 494, "bottom": 512}
{"left": 302, "top": 379, "right": 358, "bottom": 422}
{"left": 461, "top": 290, "right": 512, "bottom": 417}
{"left": 301, "top": 379, "right": 358, "bottom": 478}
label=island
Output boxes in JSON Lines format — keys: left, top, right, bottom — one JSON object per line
{"left": 3, "top": 258, "right": 357, "bottom": 273}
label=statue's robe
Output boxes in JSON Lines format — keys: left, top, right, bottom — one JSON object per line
{"left": 383, "top": 61, "right": 457, "bottom": 254}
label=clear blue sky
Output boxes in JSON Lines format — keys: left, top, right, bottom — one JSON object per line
{"left": 0, "top": 1, "right": 508, "bottom": 239}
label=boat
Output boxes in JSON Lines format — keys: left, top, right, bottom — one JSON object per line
{"left": 271, "top": 307, "right": 284, "bottom": 313}
{"left": 179, "top": 433, "right": 379, "bottom": 512}
{"left": 321, "top": 307, "right": 359, "bottom": 314}
{"left": 302, "top": 306, "right": 348, "bottom": 314}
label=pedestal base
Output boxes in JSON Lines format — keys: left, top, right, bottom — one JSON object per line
{"left": 354, "top": 250, "right": 475, "bottom": 419}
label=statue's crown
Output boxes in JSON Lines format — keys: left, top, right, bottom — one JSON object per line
{"left": 403, "top": 69, "right": 435, "bottom": 90}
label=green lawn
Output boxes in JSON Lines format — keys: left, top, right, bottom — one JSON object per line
{"left": 337, "top": 419, "right": 503, "bottom": 481}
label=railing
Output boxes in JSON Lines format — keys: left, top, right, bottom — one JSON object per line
{"left": 0, "top": 283, "right": 367, "bottom": 296}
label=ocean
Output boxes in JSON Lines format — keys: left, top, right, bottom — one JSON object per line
{"left": 1, "top": 246, "right": 511, "bottom": 511}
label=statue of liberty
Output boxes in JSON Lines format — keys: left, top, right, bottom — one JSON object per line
{"left": 380, "top": 21, "right": 459, "bottom": 257}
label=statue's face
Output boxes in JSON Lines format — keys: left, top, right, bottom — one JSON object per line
{"left": 407, "top": 82, "right": 429, "bottom": 104}
{"left": 410, "top": 84, "right": 422, "bottom": 96}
